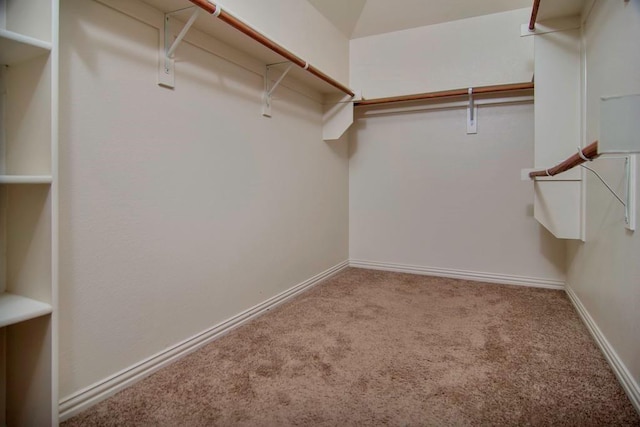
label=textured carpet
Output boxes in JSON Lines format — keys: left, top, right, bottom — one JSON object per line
{"left": 63, "top": 268, "right": 640, "bottom": 426}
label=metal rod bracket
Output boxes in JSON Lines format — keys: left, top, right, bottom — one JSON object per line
{"left": 580, "top": 155, "right": 636, "bottom": 232}
{"left": 467, "top": 88, "right": 477, "bottom": 134}
{"left": 159, "top": 7, "right": 199, "bottom": 88}
{"left": 263, "top": 63, "right": 293, "bottom": 117}
{"left": 625, "top": 155, "right": 637, "bottom": 231}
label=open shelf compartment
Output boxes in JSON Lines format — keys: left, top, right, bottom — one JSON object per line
{"left": 0, "top": 293, "right": 51, "bottom": 328}
{"left": 0, "top": 29, "right": 52, "bottom": 66}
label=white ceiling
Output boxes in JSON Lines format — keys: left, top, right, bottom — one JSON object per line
{"left": 307, "top": 0, "right": 535, "bottom": 39}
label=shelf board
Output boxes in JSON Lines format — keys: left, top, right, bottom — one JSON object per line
{"left": 0, "top": 28, "right": 52, "bottom": 66}
{"left": 0, "top": 293, "right": 52, "bottom": 328}
{"left": 0, "top": 175, "right": 53, "bottom": 184}
{"left": 140, "top": 0, "right": 350, "bottom": 96}
{"left": 537, "top": 0, "right": 587, "bottom": 21}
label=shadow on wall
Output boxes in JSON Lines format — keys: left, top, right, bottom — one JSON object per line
{"left": 538, "top": 226, "right": 567, "bottom": 277}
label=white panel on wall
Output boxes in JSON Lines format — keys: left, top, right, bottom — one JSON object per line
{"left": 600, "top": 95, "right": 640, "bottom": 154}
{"left": 349, "top": 102, "right": 566, "bottom": 284}
{"left": 533, "top": 27, "right": 581, "bottom": 177}
{"left": 532, "top": 25, "right": 582, "bottom": 239}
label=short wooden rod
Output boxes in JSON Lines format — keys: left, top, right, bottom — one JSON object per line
{"left": 529, "top": 0, "right": 541, "bottom": 31}
{"left": 529, "top": 141, "right": 600, "bottom": 178}
{"left": 188, "top": 0, "right": 355, "bottom": 97}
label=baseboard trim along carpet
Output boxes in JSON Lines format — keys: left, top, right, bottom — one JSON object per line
{"left": 349, "top": 260, "right": 565, "bottom": 290}
{"left": 58, "top": 260, "right": 350, "bottom": 421}
{"left": 566, "top": 286, "right": 640, "bottom": 413}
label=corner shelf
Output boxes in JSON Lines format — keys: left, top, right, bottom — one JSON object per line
{"left": 0, "top": 29, "right": 52, "bottom": 66}
{"left": 0, "top": 175, "right": 53, "bottom": 184}
{"left": 0, "top": 293, "right": 52, "bottom": 328}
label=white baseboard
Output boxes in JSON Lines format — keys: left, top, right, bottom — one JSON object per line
{"left": 59, "top": 260, "right": 349, "bottom": 421}
{"left": 565, "top": 286, "right": 640, "bottom": 413}
{"left": 349, "top": 259, "right": 565, "bottom": 290}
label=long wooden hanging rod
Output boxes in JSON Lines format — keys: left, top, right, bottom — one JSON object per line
{"left": 529, "top": 0, "right": 542, "bottom": 31}
{"left": 354, "top": 82, "right": 534, "bottom": 107}
{"left": 529, "top": 141, "right": 599, "bottom": 178}
{"left": 188, "top": 0, "right": 355, "bottom": 97}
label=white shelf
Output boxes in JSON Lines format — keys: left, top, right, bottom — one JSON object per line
{"left": 0, "top": 175, "right": 53, "bottom": 184}
{"left": 0, "top": 292, "right": 52, "bottom": 328}
{"left": 537, "top": 0, "right": 588, "bottom": 21}
{"left": 0, "top": 29, "right": 52, "bottom": 66}
{"left": 140, "top": 0, "right": 350, "bottom": 96}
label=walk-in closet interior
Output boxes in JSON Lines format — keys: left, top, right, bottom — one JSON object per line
{"left": 1, "top": 0, "right": 639, "bottom": 424}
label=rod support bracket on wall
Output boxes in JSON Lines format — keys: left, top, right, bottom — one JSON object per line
{"left": 158, "top": 7, "right": 199, "bottom": 89}
{"left": 263, "top": 63, "right": 293, "bottom": 117}
{"left": 579, "top": 155, "right": 637, "bottom": 232}
{"left": 467, "top": 88, "right": 478, "bottom": 134}
{"left": 624, "top": 155, "right": 636, "bottom": 231}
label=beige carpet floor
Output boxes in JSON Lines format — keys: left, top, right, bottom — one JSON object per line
{"left": 63, "top": 268, "right": 640, "bottom": 426}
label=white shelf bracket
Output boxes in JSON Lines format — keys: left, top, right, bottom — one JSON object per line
{"left": 579, "top": 155, "right": 636, "bottom": 232}
{"left": 624, "top": 155, "right": 636, "bottom": 231}
{"left": 467, "top": 88, "right": 477, "bottom": 134}
{"left": 262, "top": 63, "right": 293, "bottom": 117}
{"left": 158, "top": 7, "right": 200, "bottom": 89}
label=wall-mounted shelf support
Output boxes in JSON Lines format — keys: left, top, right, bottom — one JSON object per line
{"left": 578, "top": 156, "right": 635, "bottom": 231}
{"left": 523, "top": 142, "right": 637, "bottom": 233}
{"left": 624, "top": 155, "right": 636, "bottom": 231}
{"left": 159, "top": 7, "right": 200, "bottom": 88}
{"left": 262, "top": 63, "right": 293, "bottom": 118}
{"left": 467, "top": 88, "right": 477, "bottom": 134}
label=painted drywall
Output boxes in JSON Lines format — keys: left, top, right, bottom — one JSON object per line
{"left": 350, "top": 8, "right": 533, "bottom": 99}
{"left": 566, "top": 0, "right": 640, "bottom": 401}
{"left": 217, "top": 0, "right": 349, "bottom": 83}
{"left": 351, "top": 0, "right": 532, "bottom": 39}
{"left": 349, "top": 102, "right": 566, "bottom": 284}
{"left": 58, "top": 0, "right": 348, "bottom": 398}
{"left": 348, "top": 9, "right": 564, "bottom": 284}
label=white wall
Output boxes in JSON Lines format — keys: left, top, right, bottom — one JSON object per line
{"left": 350, "top": 102, "right": 566, "bottom": 284}
{"left": 350, "top": 8, "right": 533, "bottom": 99}
{"left": 349, "top": 9, "right": 566, "bottom": 286}
{"left": 58, "top": 0, "right": 349, "bottom": 399}
{"left": 566, "top": 0, "right": 640, "bottom": 406}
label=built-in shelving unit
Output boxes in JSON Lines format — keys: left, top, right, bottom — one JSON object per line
{"left": 523, "top": 0, "right": 587, "bottom": 239}
{"left": 0, "top": 0, "right": 58, "bottom": 425}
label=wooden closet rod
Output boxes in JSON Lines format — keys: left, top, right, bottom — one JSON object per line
{"left": 188, "top": 0, "right": 355, "bottom": 97}
{"left": 529, "top": 0, "right": 541, "bottom": 31}
{"left": 529, "top": 141, "right": 600, "bottom": 178}
{"left": 354, "top": 82, "right": 534, "bottom": 107}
